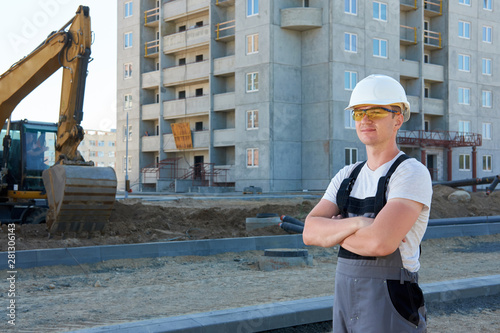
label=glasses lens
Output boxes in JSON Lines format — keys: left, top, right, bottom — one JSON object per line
{"left": 352, "top": 108, "right": 397, "bottom": 121}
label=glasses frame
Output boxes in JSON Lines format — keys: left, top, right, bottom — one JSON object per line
{"left": 351, "top": 106, "right": 401, "bottom": 121}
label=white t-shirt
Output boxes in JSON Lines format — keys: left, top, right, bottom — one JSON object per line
{"left": 322, "top": 152, "right": 433, "bottom": 272}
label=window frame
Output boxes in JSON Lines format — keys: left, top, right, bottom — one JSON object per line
{"left": 458, "top": 54, "right": 470, "bottom": 72}
{"left": 123, "top": 156, "right": 132, "bottom": 173}
{"left": 344, "top": 32, "right": 357, "bottom": 53}
{"left": 458, "top": 87, "right": 470, "bottom": 105}
{"left": 344, "top": 71, "right": 357, "bottom": 91}
{"left": 345, "top": 0, "right": 357, "bottom": 15}
{"left": 123, "top": 125, "right": 132, "bottom": 142}
{"left": 246, "top": 148, "right": 259, "bottom": 167}
{"left": 344, "top": 110, "right": 356, "bottom": 129}
{"left": 124, "top": 32, "right": 133, "bottom": 48}
{"left": 459, "top": 0, "right": 471, "bottom": 6}
{"left": 482, "top": 26, "right": 492, "bottom": 43}
{"left": 373, "top": 38, "right": 388, "bottom": 58}
{"left": 482, "top": 122, "right": 492, "bottom": 140}
{"left": 458, "top": 120, "right": 471, "bottom": 136}
{"left": 246, "top": 34, "right": 259, "bottom": 54}
{"left": 246, "top": 72, "right": 259, "bottom": 92}
{"left": 124, "top": 94, "right": 132, "bottom": 110}
{"left": 458, "top": 21, "right": 471, "bottom": 39}
{"left": 482, "top": 58, "right": 492, "bottom": 75}
{"left": 459, "top": 154, "right": 471, "bottom": 171}
{"left": 124, "top": 1, "right": 133, "bottom": 18}
{"left": 345, "top": 148, "right": 358, "bottom": 165}
{"left": 482, "top": 90, "right": 492, "bottom": 108}
{"left": 483, "top": 155, "right": 492, "bottom": 172}
{"left": 247, "top": 0, "right": 259, "bottom": 17}
{"left": 123, "top": 63, "right": 132, "bottom": 79}
{"left": 373, "top": 1, "right": 387, "bottom": 21}
{"left": 483, "top": 0, "right": 492, "bottom": 10}
{"left": 246, "top": 110, "right": 259, "bottom": 130}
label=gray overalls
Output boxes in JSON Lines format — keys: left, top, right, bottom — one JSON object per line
{"left": 333, "top": 155, "right": 427, "bottom": 333}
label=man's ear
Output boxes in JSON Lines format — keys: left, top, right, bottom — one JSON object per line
{"left": 395, "top": 114, "right": 404, "bottom": 128}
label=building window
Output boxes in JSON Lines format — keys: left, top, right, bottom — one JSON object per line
{"left": 482, "top": 90, "right": 492, "bottom": 108}
{"left": 108, "top": 141, "right": 115, "bottom": 147}
{"left": 123, "top": 156, "right": 132, "bottom": 173}
{"left": 246, "top": 110, "right": 259, "bottom": 129}
{"left": 124, "top": 94, "right": 132, "bottom": 110}
{"left": 373, "top": 2, "right": 387, "bottom": 21}
{"left": 124, "top": 63, "right": 132, "bottom": 79}
{"left": 345, "top": 148, "right": 358, "bottom": 165}
{"left": 483, "top": 0, "right": 492, "bottom": 10}
{"left": 482, "top": 58, "right": 492, "bottom": 75}
{"left": 89, "top": 140, "right": 96, "bottom": 147}
{"left": 482, "top": 26, "right": 492, "bottom": 43}
{"left": 247, "top": 34, "right": 259, "bottom": 54}
{"left": 482, "top": 123, "right": 492, "bottom": 140}
{"left": 98, "top": 140, "right": 105, "bottom": 147}
{"left": 345, "top": 0, "right": 357, "bottom": 14}
{"left": 98, "top": 151, "right": 104, "bottom": 157}
{"left": 424, "top": 86, "right": 430, "bottom": 98}
{"left": 344, "top": 33, "right": 357, "bottom": 52}
{"left": 344, "top": 71, "right": 357, "bottom": 90}
{"left": 247, "top": 148, "right": 259, "bottom": 167}
{"left": 195, "top": 54, "right": 203, "bottom": 62}
{"left": 124, "top": 32, "right": 133, "bottom": 48}
{"left": 195, "top": 21, "right": 203, "bottom": 28}
{"left": 108, "top": 151, "right": 115, "bottom": 158}
{"left": 344, "top": 110, "right": 356, "bottom": 129}
{"left": 459, "top": 0, "right": 471, "bottom": 5}
{"left": 124, "top": 1, "right": 133, "bottom": 18}
{"left": 123, "top": 125, "right": 132, "bottom": 142}
{"left": 459, "top": 154, "right": 471, "bottom": 171}
{"left": 373, "top": 38, "right": 387, "bottom": 58}
{"left": 195, "top": 88, "right": 203, "bottom": 96}
{"left": 247, "top": 0, "right": 259, "bottom": 16}
{"left": 458, "top": 54, "right": 470, "bottom": 72}
{"left": 424, "top": 53, "right": 430, "bottom": 64}
{"left": 246, "top": 72, "right": 259, "bottom": 92}
{"left": 179, "top": 58, "right": 186, "bottom": 66}
{"left": 458, "top": 87, "right": 470, "bottom": 105}
{"left": 179, "top": 25, "right": 186, "bottom": 32}
{"left": 195, "top": 122, "right": 203, "bottom": 131}
{"left": 178, "top": 90, "right": 186, "bottom": 99}
{"left": 483, "top": 155, "right": 492, "bottom": 171}
{"left": 458, "top": 120, "right": 471, "bottom": 135}
{"left": 459, "top": 21, "right": 470, "bottom": 39}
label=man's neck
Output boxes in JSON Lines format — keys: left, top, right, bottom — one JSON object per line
{"left": 365, "top": 144, "right": 401, "bottom": 171}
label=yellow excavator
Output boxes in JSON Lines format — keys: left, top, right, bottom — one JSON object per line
{"left": 0, "top": 6, "right": 117, "bottom": 234}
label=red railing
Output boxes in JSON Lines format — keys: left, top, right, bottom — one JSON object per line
{"left": 397, "top": 130, "right": 482, "bottom": 148}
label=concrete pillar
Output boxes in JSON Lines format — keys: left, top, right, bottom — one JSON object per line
{"left": 447, "top": 147, "right": 453, "bottom": 181}
{"left": 472, "top": 146, "right": 477, "bottom": 192}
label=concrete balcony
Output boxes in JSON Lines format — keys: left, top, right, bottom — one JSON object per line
{"left": 163, "top": 130, "right": 209, "bottom": 151}
{"left": 163, "top": 25, "right": 210, "bottom": 54}
{"left": 213, "top": 92, "right": 235, "bottom": 111}
{"left": 280, "top": 7, "right": 322, "bottom": 31}
{"left": 423, "top": 98, "right": 445, "bottom": 116}
{"left": 163, "top": 95, "right": 209, "bottom": 119}
{"left": 400, "top": 59, "right": 419, "bottom": 79}
{"left": 142, "top": 103, "right": 160, "bottom": 120}
{"left": 142, "top": 70, "right": 160, "bottom": 89}
{"left": 163, "top": 0, "right": 209, "bottom": 22}
{"left": 213, "top": 128, "right": 235, "bottom": 147}
{"left": 163, "top": 61, "right": 209, "bottom": 86}
{"left": 213, "top": 55, "right": 235, "bottom": 76}
{"left": 407, "top": 95, "right": 420, "bottom": 114}
{"left": 423, "top": 63, "right": 444, "bottom": 82}
{"left": 142, "top": 135, "right": 160, "bottom": 152}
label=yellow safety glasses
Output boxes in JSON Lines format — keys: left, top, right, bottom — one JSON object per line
{"left": 352, "top": 107, "right": 401, "bottom": 121}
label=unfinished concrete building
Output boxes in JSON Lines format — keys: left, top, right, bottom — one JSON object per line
{"left": 116, "top": 0, "right": 500, "bottom": 192}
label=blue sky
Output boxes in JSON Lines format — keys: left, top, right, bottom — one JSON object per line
{"left": 0, "top": 1, "right": 117, "bottom": 131}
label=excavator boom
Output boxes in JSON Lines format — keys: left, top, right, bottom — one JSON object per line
{"left": 0, "top": 6, "right": 116, "bottom": 234}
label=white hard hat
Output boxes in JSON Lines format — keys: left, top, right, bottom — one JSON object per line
{"left": 345, "top": 74, "right": 410, "bottom": 122}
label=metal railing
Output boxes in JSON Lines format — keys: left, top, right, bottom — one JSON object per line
{"left": 144, "top": 7, "right": 159, "bottom": 25}
{"left": 424, "top": 29, "right": 441, "bottom": 48}
{"left": 397, "top": 130, "right": 482, "bottom": 148}
{"left": 424, "top": 0, "right": 442, "bottom": 15}
{"left": 400, "top": 25, "right": 417, "bottom": 44}
{"left": 215, "top": 19, "right": 235, "bottom": 40}
{"left": 145, "top": 39, "right": 159, "bottom": 56}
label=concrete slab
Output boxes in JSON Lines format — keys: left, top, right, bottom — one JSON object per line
{"left": 69, "top": 275, "right": 500, "bottom": 333}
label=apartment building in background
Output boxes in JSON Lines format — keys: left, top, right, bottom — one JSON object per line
{"left": 116, "top": 0, "right": 500, "bottom": 192}
{"left": 79, "top": 129, "right": 117, "bottom": 169}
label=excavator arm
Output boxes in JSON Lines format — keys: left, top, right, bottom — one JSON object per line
{"left": 0, "top": 6, "right": 116, "bottom": 234}
{"left": 0, "top": 5, "right": 90, "bottom": 162}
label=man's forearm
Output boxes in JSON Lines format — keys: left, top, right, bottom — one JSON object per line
{"left": 303, "top": 216, "right": 369, "bottom": 248}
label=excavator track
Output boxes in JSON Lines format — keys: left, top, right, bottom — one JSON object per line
{"left": 42, "top": 164, "right": 117, "bottom": 234}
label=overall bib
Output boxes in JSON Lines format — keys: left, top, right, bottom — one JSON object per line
{"left": 332, "top": 155, "right": 427, "bottom": 333}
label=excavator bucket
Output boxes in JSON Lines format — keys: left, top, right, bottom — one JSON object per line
{"left": 42, "top": 164, "right": 117, "bottom": 234}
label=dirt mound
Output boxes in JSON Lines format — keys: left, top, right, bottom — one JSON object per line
{"left": 2, "top": 186, "right": 499, "bottom": 251}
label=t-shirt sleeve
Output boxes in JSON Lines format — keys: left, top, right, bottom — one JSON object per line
{"left": 387, "top": 159, "right": 433, "bottom": 209}
{"left": 322, "top": 164, "right": 359, "bottom": 205}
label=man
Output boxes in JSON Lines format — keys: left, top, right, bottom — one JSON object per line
{"left": 303, "top": 74, "right": 432, "bottom": 332}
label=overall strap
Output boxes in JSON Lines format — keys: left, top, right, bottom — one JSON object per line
{"left": 373, "top": 154, "right": 411, "bottom": 216}
{"left": 337, "top": 161, "right": 366, "bottom": 217}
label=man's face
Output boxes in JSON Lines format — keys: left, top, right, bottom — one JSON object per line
{"left": 353, "top": 105, "right": 403, "bottom": 147}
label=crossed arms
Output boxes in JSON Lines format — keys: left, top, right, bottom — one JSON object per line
{"left": 302, "top": 198, "right": 423, "bottom": 257}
